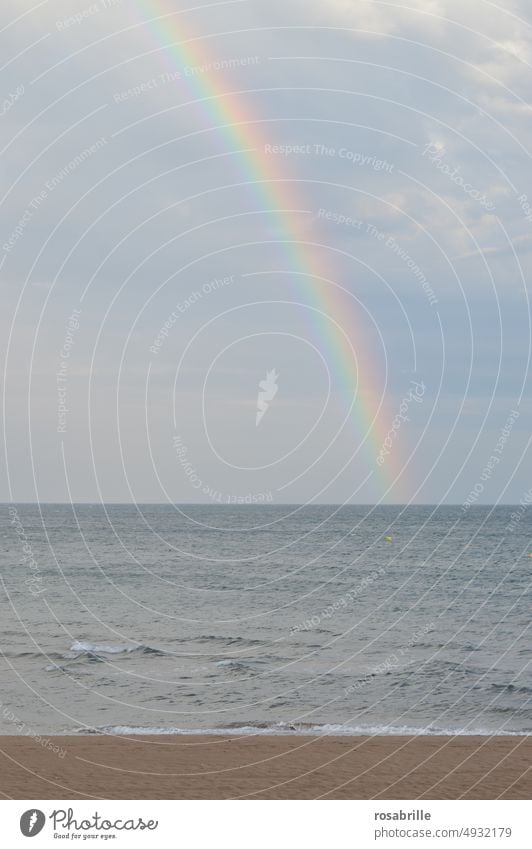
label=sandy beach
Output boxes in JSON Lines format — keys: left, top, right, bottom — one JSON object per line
{"left": 0, "top": 735, "right": 529, "bottom": 800}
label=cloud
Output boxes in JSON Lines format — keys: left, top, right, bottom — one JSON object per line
{"left": 1, "top": 0, "right": 531, "bottom": 502}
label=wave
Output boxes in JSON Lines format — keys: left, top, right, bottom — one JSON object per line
{"left": 214, "top": 657, "right": 275, "bottom": 671}
{"left": 491, "top": 705, "right": 532, "bottom": 717}
{"left": 76, "top": 721, "right": 528, "bottom": 737}
{"left": 415, "top": 659, "right": 493, "bottom": 678}
{"left": 65, "top": 640, "right": 166, "bottom": 658}
{"left": 181, "top": 635, "right": 267, "bottom": 648}
{"left": 70, "top": 640, "right": 141, "bottom": 654}
{"left": 491, "top": 683, "right": 532, "bottom": 695}
{"left": 41, "top": 641, "right": 168, "bottom": 666}
{"left": 5, "top": 641, "right": 167, "bottom": 663}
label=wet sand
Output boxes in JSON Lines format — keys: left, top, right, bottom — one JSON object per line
{"left": 0, "top": 735, "right": 529, "bottom": 799}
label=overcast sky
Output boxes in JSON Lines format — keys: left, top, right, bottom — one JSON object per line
{"left": 1, "top": 0, "right": 531, "bottom": 504}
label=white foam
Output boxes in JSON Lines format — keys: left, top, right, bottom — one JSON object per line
{"left": 77, "top": 722, "right": 527, "bottom": 738}
{"left": 69, "top": 640, "right": 140, "bottom": 655}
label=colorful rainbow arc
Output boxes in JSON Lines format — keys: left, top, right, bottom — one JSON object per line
{"left": 135, "top": 0, "right": 400, "bottom": 495}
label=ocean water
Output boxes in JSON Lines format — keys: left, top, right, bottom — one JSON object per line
{"left": 0, "top": 504, "right": 530, "bottom": 737}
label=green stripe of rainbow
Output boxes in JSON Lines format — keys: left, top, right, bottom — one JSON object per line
{"left": 135, "top": 1, "right": 401, "bottom": 496}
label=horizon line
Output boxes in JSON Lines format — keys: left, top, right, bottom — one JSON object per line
{"left": 2, "top": 502, "right": 526, "bottom": 507}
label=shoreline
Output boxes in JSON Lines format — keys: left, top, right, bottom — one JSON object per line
{"left": 0, "top": 734, "right": 529, "bottom": 799}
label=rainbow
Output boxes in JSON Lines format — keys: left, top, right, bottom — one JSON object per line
{"left": 134, "top": 0, "right": 401, "bottom": 496}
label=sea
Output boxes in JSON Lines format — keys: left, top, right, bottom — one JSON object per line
{"left": 0, "top": 504, "right": 530, "bottom": 737}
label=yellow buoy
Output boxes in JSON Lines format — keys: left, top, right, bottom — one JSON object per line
{"left": 385, "top": 535, "right": 393, "bottom": 542}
